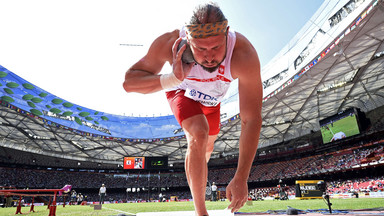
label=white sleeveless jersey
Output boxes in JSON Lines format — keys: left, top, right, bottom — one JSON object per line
{"left": 167, "top": 27, "right": 236, "bottom": 107}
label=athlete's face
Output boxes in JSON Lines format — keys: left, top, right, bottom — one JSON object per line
{"left": 188, "top": 33, "right": 227, "bottom": 73}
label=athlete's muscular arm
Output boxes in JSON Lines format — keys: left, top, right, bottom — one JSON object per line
{"left": 123, "top": 30, "right": 191, "bottom": 94}
{"left": 226, "top": 32, "right": 263, "bottom": 213}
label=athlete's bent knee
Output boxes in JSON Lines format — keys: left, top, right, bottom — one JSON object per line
{"left": 187, "top": 129, "right": 209, "bottom": 154}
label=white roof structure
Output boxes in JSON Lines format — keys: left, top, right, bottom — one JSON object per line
{"left": 0, "top": 0, "right": 383, "bottom": 164}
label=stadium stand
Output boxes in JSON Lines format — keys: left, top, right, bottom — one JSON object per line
{"left": 1, "top": 122, "right": 383, "bottom": 202}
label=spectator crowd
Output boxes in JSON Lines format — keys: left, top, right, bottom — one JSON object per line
{"left": 1, "top": 140, "right": 383, "bottom": 202}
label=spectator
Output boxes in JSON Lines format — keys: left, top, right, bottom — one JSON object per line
{"left": 211, "top": 182, "right": 217, "bottom": 201}
{"left": 99, "top": 184, "right": 106, "bottom": 204}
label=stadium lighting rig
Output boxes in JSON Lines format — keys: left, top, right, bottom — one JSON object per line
{"left": 317, "top": 80, "right": 348, "bottom": 94}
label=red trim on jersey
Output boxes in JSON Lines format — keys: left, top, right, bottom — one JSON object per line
{"left": 186, "top": 74, "right": 231, "bottom": 83}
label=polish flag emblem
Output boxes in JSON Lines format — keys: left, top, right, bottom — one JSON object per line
{"left": 218, "top": 65, "right": 225, "bottom": 75}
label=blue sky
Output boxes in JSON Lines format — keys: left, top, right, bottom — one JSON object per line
{"left": 0, "top": 0, "right": 324, "bottom": 116}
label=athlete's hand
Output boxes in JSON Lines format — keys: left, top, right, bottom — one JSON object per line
{"left": 226, "top": 176, "right": 248, "bottom": 213}
{"left": 172, "top": 38, "right": 194, "bottom": 81}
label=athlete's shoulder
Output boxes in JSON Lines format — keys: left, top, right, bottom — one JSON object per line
{"left": 147, "top": 29, "right": 180, "bottom": 62}
{"left": 231, "top": 32, "right": 260, "bottom": 79}
{"left": 233, "top": 32, "right": 256, "bottom": 58}
{"left": 154, "top": 29, "right": 180, "bottom": 46}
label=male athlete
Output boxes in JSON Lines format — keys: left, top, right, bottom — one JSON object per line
{"left": 123, "top": 3, "right": 262, "bottom": 215}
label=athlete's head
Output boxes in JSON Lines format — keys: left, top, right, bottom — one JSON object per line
{"left": 186, "top": 3, "right": 228, "bottom": 73}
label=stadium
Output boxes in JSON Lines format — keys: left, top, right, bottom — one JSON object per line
{"left": 1, "top": 0, "right": 384, "bottom": 215}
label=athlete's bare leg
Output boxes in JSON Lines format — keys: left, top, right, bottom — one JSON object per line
{"left": 206, "top": 135, "right": 217, "bottom": 163}
{"left": 205, "top": 135, "right": 217, "bottom": 195}
{"left": 183, "top": 114, "right": 211, "bottom": 216}
{"left": 205, "top": 135, "right": 217, "bottom": 207}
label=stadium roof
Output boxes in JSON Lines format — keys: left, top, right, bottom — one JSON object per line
{"left": 0, "top": 0, "right": 383, "bottom": 164}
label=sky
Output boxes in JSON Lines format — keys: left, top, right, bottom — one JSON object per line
{"left": 0, "top": 0, "right": 324, "bottom": 117}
